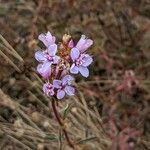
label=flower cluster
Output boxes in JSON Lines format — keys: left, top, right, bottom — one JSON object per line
{"left": 35, "top": 32, "right": 93, "bottom": 99}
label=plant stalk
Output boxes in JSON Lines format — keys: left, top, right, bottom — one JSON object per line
{"left": 51, "top": 99, "right": 74, "bottom": 149}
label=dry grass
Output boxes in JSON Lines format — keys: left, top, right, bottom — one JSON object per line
{"left": 0, "top": 0, "right": 150, "bottom": 150}
{"left": 0, "top": 34, "right": 111, "bottom": 149}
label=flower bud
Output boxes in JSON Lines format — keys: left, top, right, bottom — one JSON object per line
{"left": 62, "top": 34, "right": 71, "bottom": 43}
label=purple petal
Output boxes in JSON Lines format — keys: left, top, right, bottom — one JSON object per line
{"left": 62, "top": 75, "right": 74, "bottom": 85}
{"left": 38, "top": 34, "right": 49, "bottom": 47}
{"left": 37, "top": 62, "right": 51, "bottom": 79}
{"left": 42, "top": 62, "right": 52, "bottom": 71}
{"left": 43, "top": 83, "right": 54, "bottom": 96}
{"left": 82, "top": 55, "right": 93, "bottom": 67}
{"left": 81, "top": 39, "right": 93, "bottom": 53}
{"left": 42, "top": 83, "right": 47, "bottom": 93}
{"left": 53, "top": 56, "right": 60, "bottom": 64}
{"left": 70, "top": 64, "right": 79, "bottom": 74}
{"left": 47, "top": 44, "right": 57, "bottom": 56}
{"left": 65, "top": 86, "right": 75, "bottom": 96}
{"left": 76, "top": 35, "right": 86, "bottom": 50}
{"left": 79, "top": 66, "right": 89, "bottom": 77}
{"left": 37, "top": 64, "right": 43, "bottom": 74}
{"left": 53, "top": 80, "right": 62, "bottom": 88}
{"left": 70, "top": 48, "right": 80, "bottom": 61}
{"left": 57, "top": 90, "right": 65, "bottom": 99}
{"left": 52, "top": 36, "right": 56, "bottom": 43}
{"left": 49, "top": 90, "right": 54, "bottom": 96}
{"left": 35, "top": 51, "right": 46, "bottom": 62}
{"left": 76, "top": 35, "right": 93, "bottom": 53}
{"left": 46, "top": 31, "right": 55, "bottom": 44}
{"left": 38, "top": 32, "right": 56, "bottom": 47}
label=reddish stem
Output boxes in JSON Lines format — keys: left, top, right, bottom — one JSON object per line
{"left": 51, "top": 99, "right": 74, "bottom": 149}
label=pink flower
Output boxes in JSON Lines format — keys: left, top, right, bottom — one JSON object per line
{"left": 70, "top": 48, "right": 93, "bottom": 77}
{"left": 43, "top": 83, "right": 55, "bottom": 96}
{"left": 38, "top": 31, "right": 56, "bottom": 47}
{"left": 53, "top": 75, "right": 75, "bottom": 99}
{"left": 35, "top": 44, "right": 60, "bottom": 78}
{"left": 35, "top": 32, "right": 93, "bottom": 100}
{"left": 37, "top": 62, "right": 52, "bottom": 79}
{"left": 76, "top": 35, "right": 93, "bottom": 53}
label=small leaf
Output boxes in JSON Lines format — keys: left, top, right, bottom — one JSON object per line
{"left": 76, "top": 137, "right": 97, "bottom": 144}
{"left": 58, "top": 129, "right": 63, "bottom": 150}
{"left": 62, "top": 103, "right": 73, "bottom": 119}
{"left": 46, "top": 134, "right": 58, "bottom": 141}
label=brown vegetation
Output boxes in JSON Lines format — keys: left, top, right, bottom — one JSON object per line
{"left": 0, "top": 0, "right": 150, "bottom": 149}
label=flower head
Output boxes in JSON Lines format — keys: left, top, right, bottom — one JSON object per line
{"left": 38, "top": 31, "right": 56, "bottom": 47}
{"left": 37, "top": 62, "right": 52, "bottom": 79}
{"left": 53, "top": 75, "right": 75, "bottom": 99}
{"left": 35, "top": 31, "right": 93, "bottom": 100}
{"left": 70, "top": 48, "right": 93, "bottom": 77}
{"left": 43, "top": 83, "right": 55, "bottom": 96}
{"left": 35, "top": 44, "right": 60, "bottom": 78}
{"left": 76, "top": 35, "right": 93, "bottom": 53}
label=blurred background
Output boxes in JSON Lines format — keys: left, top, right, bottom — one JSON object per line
{"left": 0, "top": 0, "right": 150, "bottom": 150}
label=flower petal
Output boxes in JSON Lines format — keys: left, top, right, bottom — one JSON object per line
{"left": 43, "top": 83, "right": 54, "bottom": 96}
{"left": 38, "top": 32, "right": 56, "bottom": 47}
{"left": 57, "top": 90, "right": 65, "bottom": 99}
{"left": 53, "top": 56, "right": 60, "bottom": 64}
{"left": 79, "top": 66, "right": 89, "bottom": 77}
{"left": 76, "top": 35, "right": 86, "bottom": 50}
{"left": 81, "top": 39, "right": 93, "bottom": 53}
{"left": 43, "top": 83, "right": 47, "bottom": 93}
{"left": 70, "top": 64, "right": 79, "bottom": 74}
{"left": 37, "top": 62, "right": 51, "bottom": 78}
{"left": 62, "top": 75, "right": 74, "bottom": 85}
{"left": 42, "top": 62, "right": 52, "bottom": 71}
{"left": 76, "top": 35, "right": 93, "bottom": 53}
{"left": 52, "top": 36, "right": 56, "bottom": 43}
{"left": 82, "top": 55, "right": 93, "bottom": 67}
{"left": 70, "top": 48, "right": 80, "bottom": 61}
{"left": 48, "top": 44, "right": 57, "bottom": 56}
{"left": 53, "top": 80, "right": 62, "bottom": 88}
{"left": 37, "top": 64, "right": 43, "bottom": 74}
{"left": 46, "top": 32, "right": 54, "bottom": 43}
{"left": 65, "top": 86, "right": 75, "bottom": 96}
{"left": 38, "top": 34, "right": 49, "bottom": 47}
{"left": 49, "top": 90, "right": 54, "bottom": 96}
{"left": 35, "top": 51, "right": 46, "bottom": 62}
